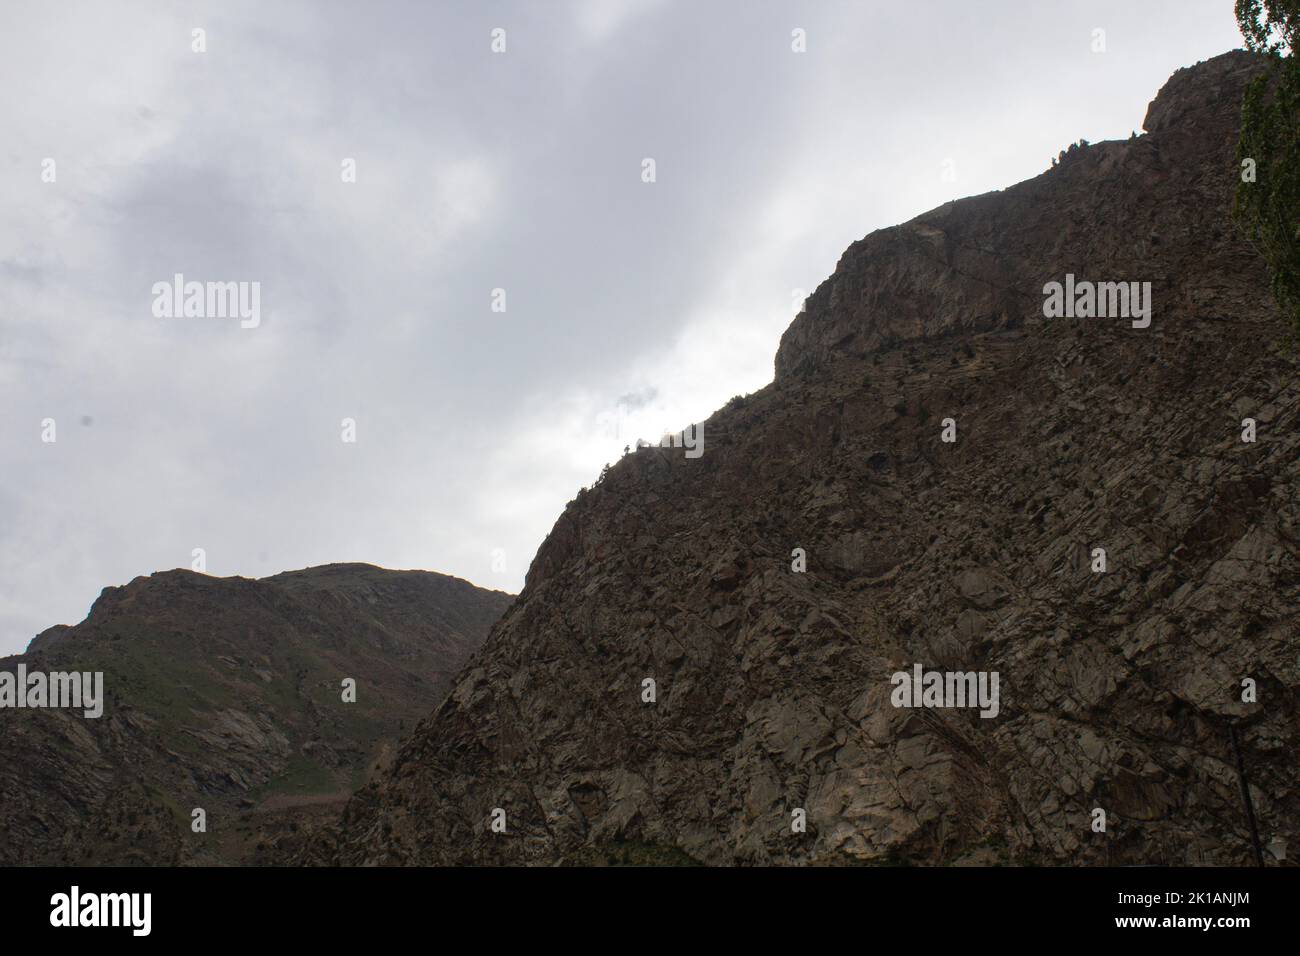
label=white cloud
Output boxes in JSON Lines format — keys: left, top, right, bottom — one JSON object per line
{"left": 0, "top": 0, "right": 1244, "bottom": 653}
{"left": 573, "top": 0, "right": 669, "bottom": 45}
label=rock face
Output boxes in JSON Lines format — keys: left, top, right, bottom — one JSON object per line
{"left": 0, "top": 564, "right": 511, "bottom": 864}
{"left": 324, "top": 51, "right": 1298, "bottom": 867}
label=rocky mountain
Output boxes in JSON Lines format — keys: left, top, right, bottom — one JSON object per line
{"left": 321, "top": 51, "right": 1298, "bottom": 866}
{"left": 0, "top": 564, "right": 511, "bottom": 864}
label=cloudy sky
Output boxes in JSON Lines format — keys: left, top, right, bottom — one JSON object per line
{"left": 0, "top": 0, "right": 1242, "bottom": 655}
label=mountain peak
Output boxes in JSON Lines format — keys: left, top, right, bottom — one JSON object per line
{"left": 1143, "top": 49, "right": 1267, "bottom": 133}
{"left": 1, "top": 564, "right": 512, "bottom": 864}
{"left": 772, "top": 49, "right": 1271, "bottom": 384}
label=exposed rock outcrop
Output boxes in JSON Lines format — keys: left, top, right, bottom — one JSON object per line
{"left": 323, "top": 51, "right": 1298, "bottom": 867}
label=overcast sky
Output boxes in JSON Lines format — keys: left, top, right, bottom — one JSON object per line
{"left": 0, "top": 0, "right": 1242, "bottom": 655}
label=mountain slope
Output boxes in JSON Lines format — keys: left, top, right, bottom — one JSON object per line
{"left": 0, "top": 563, "right": 511, "bottom": 864}
{"left": 323, "top": 51, "right": 1298, "bottom": 867}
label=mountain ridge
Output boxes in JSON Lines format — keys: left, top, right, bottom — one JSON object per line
{"left": 318, "top": 50, "right": 1299, "bottom": 866}
{"left": 1, "top": 563, "right": 512, "bottom": 865}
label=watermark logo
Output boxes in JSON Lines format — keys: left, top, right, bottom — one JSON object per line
{"left": 636, "top": 423, "right": 703, "bottom": 458}
{"left": 889, "top": 663, "right": 999, "bottom": 719}
{"left": 0, "top": 666, "right": 103, "bottom": 718}
{"left": 1043, "top": 274, "right": 1151, "bottom": 329}
{"left": 151, "top": 274, "right": 261, "bottom": 328}
{"left": 50, "top": 887, "right": 150, "bottom": 936}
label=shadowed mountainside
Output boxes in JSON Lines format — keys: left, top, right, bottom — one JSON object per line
{"left": 0, "top": 563, "right": 511, "bottom": 864}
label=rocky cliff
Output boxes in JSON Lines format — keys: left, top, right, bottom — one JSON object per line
{"left": 322, "top": 50, "right": 1297, "bottom": 867}
{"left": 0, "top": 564, "right": 511, "bottom": 864}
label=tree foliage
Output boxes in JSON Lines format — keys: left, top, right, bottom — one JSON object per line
{"left": 1234, "top": 1, "right": 1300, "bottom": 332}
